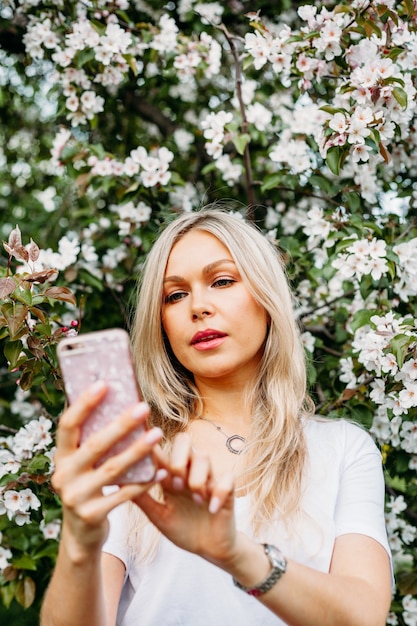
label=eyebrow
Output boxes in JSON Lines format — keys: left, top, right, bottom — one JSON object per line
{"left": 163, "top": 259, "right": 236, "bottom": 284}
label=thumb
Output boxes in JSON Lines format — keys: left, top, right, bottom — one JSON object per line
{"left": 132, "top": 491, "right": 167, "bottom": 527}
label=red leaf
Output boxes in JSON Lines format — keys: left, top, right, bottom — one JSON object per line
{"left": 1, "top": 302, "right": 28, "bottom": 339}
{"left": 24, "top": 268, "right": 59, "bottom": 284}
{"left": 7, "top": 225, "right": 22, "bottom": 250}
{"left": 0, "top": 277, "right": 16, "bottom": 299}
{"left": 27, "top": 239, "right": 40, "bottom": 262}
{"left": 44, "top": 286, "right": 77, "bottom": 305}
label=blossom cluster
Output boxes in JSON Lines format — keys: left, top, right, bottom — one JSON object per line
{"left": 332, "top": 237, "right": 389, "bottom": 282}
{"left": 200, "top": 111, "right": 243, "bottom": 184}
{"left": 0, "top": 416, "right": 61, "bottom": 573}
{"left": 401, "top": 594, "right": 417, "bottom": 626}
{"left": 243, "top": 4, "right": 417, "bottom": 202}
{"left": 88, "top": 145, "right": 174, "bottom": 188}
{"left": 385, "top": 495, "right": 416, "bottom": 562}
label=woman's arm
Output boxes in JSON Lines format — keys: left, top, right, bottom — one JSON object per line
{"left": 218, "top": 531, "right": 391, "bottom": 626}
{"left": 40, "top": 382, "right": 163, "bottom": 626}
{"left": 134, "top": 433, "right": 392, "bottom": 626}
{"left": 40, "top": 531, "right": 125, "bottom": 626}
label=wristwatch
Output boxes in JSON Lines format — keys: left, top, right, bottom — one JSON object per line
{"left": 233, "top": 543, "right": 287, "bottom": 597}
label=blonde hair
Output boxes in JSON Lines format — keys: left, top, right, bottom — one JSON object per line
{"left": 131, "top": 206, "right": 314, "bottom": 541}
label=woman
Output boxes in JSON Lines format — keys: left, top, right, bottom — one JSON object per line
{"left": 41, "top": 207, "right": 392, "bottom": 626}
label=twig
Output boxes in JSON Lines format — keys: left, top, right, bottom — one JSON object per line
{"left": 0, "top": 425, "right": 18, "bottom": 435}
{"left": 298, "top": 289, "right": 356, "bottom": 321}
{"left": 220, "top": 24, "right": 256, "bottom": 218}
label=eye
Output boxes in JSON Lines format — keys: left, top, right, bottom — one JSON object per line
{"left": 212, "top": 278, "right": 236, "bottom": 288}
{"left": 164, "top": 291, "right": 187, "bottom": 304}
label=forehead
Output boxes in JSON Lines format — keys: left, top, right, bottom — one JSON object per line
{"left": 164, "top": 230, "right": 233, "bottom": 274}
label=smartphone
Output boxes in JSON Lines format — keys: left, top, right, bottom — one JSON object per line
{"left": 57, "top": 328, "right": 155, "bottom": 484}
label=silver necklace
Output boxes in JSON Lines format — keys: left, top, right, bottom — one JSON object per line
{"left": 200, "top": 417, "right": 246, "bottom": 455}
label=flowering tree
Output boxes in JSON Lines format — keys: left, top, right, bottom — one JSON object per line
{"left": 0, "top": 0, "right": 417, "bottom": 623}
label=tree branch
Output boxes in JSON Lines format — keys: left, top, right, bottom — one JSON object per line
{"left": 220, "top": 24, "right": 256, "bottom": 218}
{"left": 124, "top": 91, "right": 177, "bottom": 137}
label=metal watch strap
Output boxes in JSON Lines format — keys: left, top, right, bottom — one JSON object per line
{"left": 233, "top": 544, "right": 287, "bottom": 597}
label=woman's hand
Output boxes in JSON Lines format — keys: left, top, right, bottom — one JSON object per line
{"left": 133, "top": 432, "right": 239, "bottom": 569}
{"left": 52, "top": 380, "right": 164, "bottom": 560}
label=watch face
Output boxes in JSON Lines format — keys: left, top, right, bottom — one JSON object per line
{"left": 266, "top": 544, "right": 287, "bottom": 571}
{"left": 233, "top": 544, "right": 287, "bottom": 596}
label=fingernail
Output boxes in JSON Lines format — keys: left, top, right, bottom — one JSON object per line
{"left": 132, "top": 402, "right": 149, "bottom": 420}
{"left": 208, "top": 496, "right": 221, "bottom": 514}
{"left": 192, "top": 493, "right": 205, "bottom": 506}
{"left": 154, "top": 468, "right": 168, "bottom": 482}
{"left": 89, "top": 380, "right": 106, "bottom": 396}
{"left": 172, "top": 476, "right": 184, "bottom": 490}
{"left": 144, "top": 427, "right": 163, "bottom": 445}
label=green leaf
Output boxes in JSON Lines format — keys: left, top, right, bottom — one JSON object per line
{"left": 392, "top": 86, "right": 408, "bottom": 109}
{"left": 242, "top": 55, "right": 254, "bottom": 71}
{"left": 233, "top": 133, "right": 250, "bottom": 156}
{"left": 350, "top": 309, "right": 375, "bottom": 332}
{"left": 19, "top": 367, "right": 35, "bottom": 391}
{"left": 200, "top": 162, "right": 217, "bottom": 175}
{"left": 75, "top": 48, "right": 96, "bottom": 69}
{"left": 364, "top": 19, "right": 382, "bottom": 39}
{"left": 344, "top": 192, "right": 361, "bottom": 212}
{"left": 325, "top": 146, "right": 343, "bottom": 176}
{"left": 390, "top": 334, "right": 413, "bottom": 369}
{"left": 349, "top": 403, "right": 374, "bottom": 428}
{"left": 124, "top": 54, "right": 138, "bottom": 76}
{"left": 0, "top": 581, "right": 16, "bottom": 609}
{"left": 261, "top": 173, "right": 282, "bottom": 192}
{"left": 334, "top": 237, "right": 357, "bottom": 254}
{"left": 383, "top": 76, "right": 405, "bottom": 88}
{"left": 309, "top": 174, "right": 335, "bottom": 195}
{"left": 3, "top": 339, "right": 24, "bottom": 368}
{"left": 12, "top": 555, "right": 38, "bottom": 571}
{"left": 403, "top": 0, "right": 414, "bottom": 18}
{"left": 27, "top": 454, "right": 51, "bottom": 473}
{"left": 320, "top": 105, "right": 348, "bottom": 115}
{"left": 359, "top": 274, "right": 373, "bottom": 299}
{"left": 35, "top": 542, "right": 60, "bottom": 559}
{"left": 77, "top": 268, "right": 105, "bottom": 291}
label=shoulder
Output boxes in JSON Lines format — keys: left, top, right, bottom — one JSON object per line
{"left": 303, "top": 417, "right": 381, "bottom": 465}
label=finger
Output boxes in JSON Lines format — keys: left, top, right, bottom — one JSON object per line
{"left": 132, "top": 490, "right": 168, "bottom": 525}
{"left": 93, "top": 426, "right": 164, "bottom": 486}
{"left": 102, "top": 473, "right": 167, "bottom": 512}
{"left": 187, "top": 452, "right": 211, "bottom": 501}
{"left": 75, "top": 402, "right": 151, "bottom": 468}
{"left": 208, "top": 471, "right": 235, "bottom": 515}
{"left": 55, "top": 459, "right": 166, "bottom": 521}
{"left": 62, "top": 482, "right": 151, "bottom": 529}
{"left": 168, "top": 432, "right": 193, "bottom": 489}
{"left": 56, "top": 381, "right": 108, "bottom": 455}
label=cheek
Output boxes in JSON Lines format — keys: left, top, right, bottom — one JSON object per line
{"left": 161, "top": 310, "right": 179, "bottom": 349}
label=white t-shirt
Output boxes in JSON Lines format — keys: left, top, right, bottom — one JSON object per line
{"left": 103, "top": 419, "right": 391, "bottom": 626}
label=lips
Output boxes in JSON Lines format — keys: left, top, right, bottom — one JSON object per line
{"left": 191, "top": 329, "right": 227, "bottom": 346}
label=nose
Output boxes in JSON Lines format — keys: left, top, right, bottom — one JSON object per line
{"left": 192, "top": 309, "right": 211, "bottom": 320}
{"left": 190, "top": 289, "right": 214, "bottom": 321}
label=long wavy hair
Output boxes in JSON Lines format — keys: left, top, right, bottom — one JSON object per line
{"left": 131, "top": 206, "right": 314, "bottom": 538}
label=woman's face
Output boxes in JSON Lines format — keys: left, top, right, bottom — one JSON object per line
{"left": 161, "top": 229, "right": 268, "bottom": 387}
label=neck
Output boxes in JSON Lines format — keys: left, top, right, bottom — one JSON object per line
{"left": 194, "top": 379, "right": 253, "bottom": 431}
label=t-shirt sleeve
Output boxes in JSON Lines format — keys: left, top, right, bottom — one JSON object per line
{"left": 334, "top": 421, "right": 390, "bottom": 556}
{"left": 102, "top": 500, "right": 130, "bottom": 568}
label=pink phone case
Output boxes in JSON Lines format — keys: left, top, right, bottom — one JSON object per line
{"left": 57, "top": 328, "right": 155, "bottom": 484}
